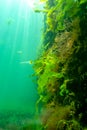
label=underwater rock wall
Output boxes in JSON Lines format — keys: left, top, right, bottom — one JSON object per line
{"left": 33, "top": 0, "right": 87, "bottom": 130}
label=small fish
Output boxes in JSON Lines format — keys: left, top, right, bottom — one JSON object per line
{"left": 17, "top": 51, "right": 23, "bottom": 54}
{"left": 20, "top": 60, "right": 33, "bottom": 64}
{"left": 7, "top": 18, "right": 14, "bottom": 25}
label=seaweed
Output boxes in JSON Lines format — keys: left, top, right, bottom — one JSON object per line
{"left": 33, "top": 0, "right": 87, "bottom": 129}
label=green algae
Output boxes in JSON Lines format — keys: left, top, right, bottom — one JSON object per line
{"left": 33, "top": 0, "right": 87, "bottom": 129}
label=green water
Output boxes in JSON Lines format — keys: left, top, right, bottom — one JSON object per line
{"left": 0, "top": 0, "right": 43, "bottom": 129}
